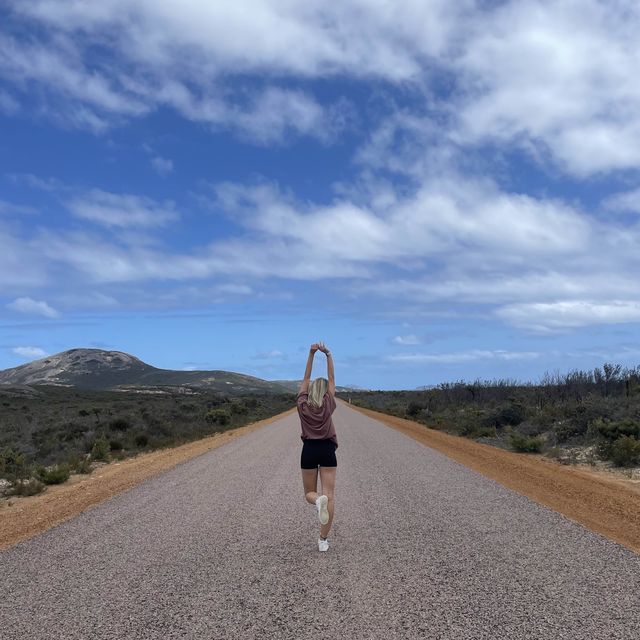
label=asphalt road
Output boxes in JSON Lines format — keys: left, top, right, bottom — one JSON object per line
{"left": 2, "top": 401, "right": 640, "bottom": 639}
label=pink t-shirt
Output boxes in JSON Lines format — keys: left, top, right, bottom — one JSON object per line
{"left": 296, "top": 391, "right": 338, "bottom": 448}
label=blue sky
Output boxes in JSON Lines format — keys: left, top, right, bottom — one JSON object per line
{"left": 1, "top": 0, "right": 639, "bottom": 390}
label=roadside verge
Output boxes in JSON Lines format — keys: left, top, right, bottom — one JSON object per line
{"left": 347, "top": 402, "right": 640, "bottom": 555}
{"left": 0, "top": 407, "right": 296, "bottom": 552}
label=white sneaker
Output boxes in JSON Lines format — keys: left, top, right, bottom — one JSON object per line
{"left": 315, "top": 495, "right": 329, "bottom": 525}
{"left": 318, "top": 537, "right": 329, "bottom": 552}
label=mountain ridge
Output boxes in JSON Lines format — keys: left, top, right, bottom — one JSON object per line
{"left": 0, "top": 348, "right": 366, "bottom": 393}
{"left": 0, "top": 348, "right": 289, "bottom": 394}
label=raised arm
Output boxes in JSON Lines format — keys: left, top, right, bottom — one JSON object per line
{"left": 298, "top": 344, "right": 319, "bottom": 395}
{"left": 319, "top": 342, "right": 335, "bottom": 395}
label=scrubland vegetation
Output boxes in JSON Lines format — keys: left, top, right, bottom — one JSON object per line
{"left": 0, "top": 387, "right": 294, "bottom": 497}
{"left": 344, "top": 363, "right": 640, "bottom": 468}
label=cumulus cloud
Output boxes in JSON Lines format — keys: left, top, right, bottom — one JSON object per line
{"left": 452, "top": 1, "right": 640, "bottom": 176}
{"left": 7, "top": 296, "right": 59, "bottom": 318}
{"left": 0, "top": 20, "right": 352, "bottom": 140}
{"left": 12, "top": 346, "right": 48, "bottom": 359}
{"left": 392, "top": 335, "right": 421, "bottom": 345}
{"left": 254, "top": 349, "right": 284, "bottom": 359}
{"left": 150, "top": 156, "right": 173, "bottom": 176}
{"left": 496, "top": 301, "right": 640, "bottom": 332}
{"left": 4, "top": 0, "right": 640, "bottom": 177}
{"left": 602, "top": 188, "right": 640, "bottom": 215}
{"left": 0, "top": 89, "right": 19, "bottom": 114}
{"left": 9, "top": 0, "right": 461, "bottom": 80}
{"left": 387, "top": 350, "right": 540, "bottom": 364}
{"left": 67, "top": 189, "right": 179, "bottom": 228}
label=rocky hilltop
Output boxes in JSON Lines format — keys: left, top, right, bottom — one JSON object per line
{"left": 0, "top": 348, "right": 291, "bottom": 394}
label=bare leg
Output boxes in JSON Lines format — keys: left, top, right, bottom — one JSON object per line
{"left": 319, "top": 466, "right": 336, "bottom": 539}
{"left": 302, "top": 468, "right": 319, "bottom": 504}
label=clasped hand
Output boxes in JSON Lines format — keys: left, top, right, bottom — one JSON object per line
{"left": 310, "top": 341, "right": 329, "bottom": 355}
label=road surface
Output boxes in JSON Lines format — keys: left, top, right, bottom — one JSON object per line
{"left": 2, "top": 401, "right": 639, "bottom": 639}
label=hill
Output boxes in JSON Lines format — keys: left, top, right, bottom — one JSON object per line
{"left": 0, "top": 349, "right": 291, "bottom": 394}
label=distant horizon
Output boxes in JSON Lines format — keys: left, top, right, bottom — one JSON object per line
{"left": 1, "top": 344, "right": 637, "bottom": 393}
{"left": 1, "top": 2, "right": 639, "bottom": 390}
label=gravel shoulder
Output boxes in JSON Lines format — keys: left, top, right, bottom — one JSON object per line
{"left": 0, "top": 408, "right": 296, "bottom": 551}
{"left": 348, "top": 403, "right": 640, "bottom": 555}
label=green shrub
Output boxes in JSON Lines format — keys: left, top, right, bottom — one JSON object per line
{"left": 230, "top": 402, "right": 248, "bottom": 415}
{"left": 69, "top": 455, "right": 92, "bottom": 474}
{"left": 134, "top": 433, "right": 149, "bottom": 447}
{"left": 509, "top": 432, "right": 544, "bottom": 453}
{"left": 610, "top": 436, "right": 640, "bottom": 467}
{"left": 596, "top": 418, "right": 640, "bottom": 441}
{"left": 205, "top": 409, "right": 231, "bottom": 426}
{"left": 0, "top": 447, "right": 28, "bottom": 480}
{"left": 12, "top": 477, "right": 46, "bottom": 496}
{"left": 469, "top": 426, "right": 498, "bottom": 439}
{"left": 109, "top": 417, "right": 131, "bottom": 431}
{"left": 36, "top": 463, "right": 71, "bottom": 485}
{"left": 109, "top": 439, "right": 124, "bottom": 451}
{"left": 90, "top": 434, "right": 110, "bottom": 461}
{"left": 487, "top": 403, "right": 527, "bottom": 428}
{"left": 555, "top": 421, "right": 587, "bottom": 442}
{"left": 406, "top": 401, "right": 424, "bottom": 418}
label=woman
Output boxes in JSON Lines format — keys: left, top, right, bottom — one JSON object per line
{"left": 296, "top": 341, "right": 337, "bottom": 552}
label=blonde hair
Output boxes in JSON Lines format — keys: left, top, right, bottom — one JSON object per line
{"left": 308, "top": 377, "right": 328, "bottom": 408}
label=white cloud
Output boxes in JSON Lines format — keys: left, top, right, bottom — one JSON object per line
{"left": 67, "top": 189, "right": 179, "bottom": 228}
{"left": 7, "top": 173, "right": 64, "bottom": 192}
{"left": 0, "top": 33, "right": 148, "bottom": 119}
{"left": 3, "top": 0, "right": 640, "bottom": 177}
{"left": 387, "top": 350, "right": 540, "bottom": 364}
{"left": 361, "top": 271, "right": 640, "bottom": 306}
{"left": 602, "top": 188, "right": 640, "bottom": 215}
{"left": 254, "top": 349, "right": 284, "bottom": 359}
{"left": 12, "top": 346, "right": 48, "bottom": 359}
{"left": 0, "top": 89, "right": 19, "bottom": 114}
{"left": 56, "top": 291, "right": 119, "bottom": 308}
{"left": 392, "top": 334, "right": 421, "bottom": 345}
{"left": 7, "top": 296, "right": 59, "bottom": 318}
{"left": 216, "top": 284, "right": 253, "bottom": 295}
{"left": 0, "top": 226, "right": 48, "bottom": 287}
{"left": 0, "top": 28, "right": 350, "bottom": 141}
{"left": 0, "top": 200, "right": 37, "bottom": 216}
{"left": 453, "top": 1, "right": 640, "bottom": 176}
{"left": 213, "top": 175, "right": 593, "bottom": 273}
{"left": 496, "top": 301, "right": 640, "bottom": 332}
{"left": 151, "top": 156, "right": 173, "bottom": 176}
{"left": 11, "top": 0, "right": 461, "bottom": 80}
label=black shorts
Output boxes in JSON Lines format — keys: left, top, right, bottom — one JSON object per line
{"left": 300, "top": 439, "right": 337, "bottom": 469}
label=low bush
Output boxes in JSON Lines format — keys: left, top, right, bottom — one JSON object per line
{"left": 487, "top": 403, "right": 527, "bottom": 428}
{"left": 69, "top": 455, "right": 92, "bottom": 474}
{"left": 12, "top": 477, "right": 46, "bottom": 496}
{"left": 0, "top": 447, "right": 28, "bottom": 481}
{"left": 596, "top": 418, "right": 640, "bottom": 441}
{"left": 36, "top": 463, "right": 71, "bottom": 485}
{"left": 134, "top": 433, "right": 149, "bottom": 447}
{"left": 90, "top": 434, "right": 110, "bottom": 461}
{"left": 509, "top": 432, "right": 544, "bottom": 453}
{"left": 229, "top": 402, "right": 247, "bottom": 415}
{"left": 109, "top": 417, "right": 131, "bottom": 431}
{"left": 609, "top": 436, "right": 640, "bottom": 467}
{"left": 406, "top": 401, "right": 424, "bottom": 418}
{"left": 205, "top": 408, "right": 231, "bottom": 426}
{"left": 109, "top": 439, "right": 124, "bottom": 451}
